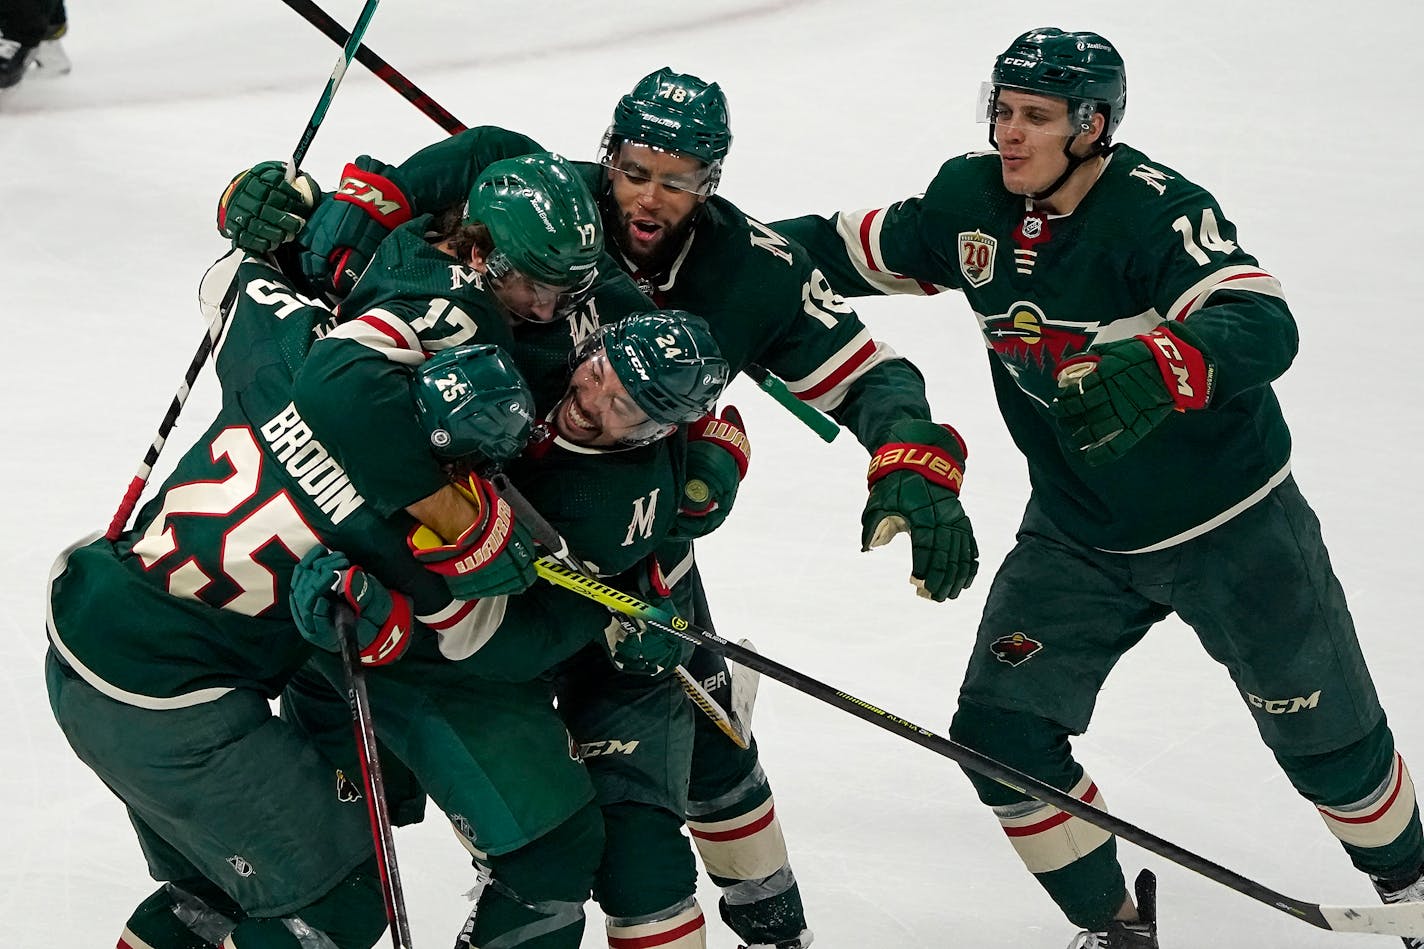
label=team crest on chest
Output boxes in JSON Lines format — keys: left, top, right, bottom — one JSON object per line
{"left": 958, "top": 230, "right": 998, "bottom": 288}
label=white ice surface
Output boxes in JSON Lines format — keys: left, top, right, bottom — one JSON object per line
{"left": 4, "top": 1, "right": 1423, "bottom": 946}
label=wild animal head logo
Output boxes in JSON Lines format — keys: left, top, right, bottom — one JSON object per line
{"left": 990, "top": 632, "right": 1043, "bottom": 667}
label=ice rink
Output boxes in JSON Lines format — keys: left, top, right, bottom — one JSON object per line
{"left": 5, "top": 1, "right": 1423, "bottom": 946}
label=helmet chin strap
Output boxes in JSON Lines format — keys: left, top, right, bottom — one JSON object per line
{"left": 1028, "top": 135, "right": 1113, "bottom": 205}
{"left": 1028, "top": 138, "right": 1091, "bottom": 203}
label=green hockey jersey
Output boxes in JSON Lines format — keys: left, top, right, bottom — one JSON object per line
{"left": 775, "top": 145, "right": 1297, "bottom": 552}
{"left": 46, "top": 252, "right": 611, "bottom": 705}
{"left": 294, "top": 213, "right": 652, "bottom": 517}
{"left": 380, "top": 125, "right": 936, "bottom": 450}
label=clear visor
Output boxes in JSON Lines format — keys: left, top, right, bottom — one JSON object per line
{"left": 559, "top": 348, "right": 672, "bottom": 447}
{"left": 601, "top": 145, "right": 716, "bottom": 197}
{"left": 487, "top": 251, "right": 598, "bottom": 321}
{"left": 977, "top": 82, "right": 1095, "bottom": 136}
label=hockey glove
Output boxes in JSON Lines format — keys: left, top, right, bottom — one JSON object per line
{"left": 290, "top": 546, "right": 414, "bottom": 667}
{"left": 409, "top": 474, "right": 539, "bottom": 600}
{"left": 1051, "top": 322, "right": 1215, "bottom": 467}
{"left": 861, "top": 419, "right": 978, "bottom": 602}
{"left": 668, "top": 406, "right": 751, "bottom": 541}
{"left": 601, "top": 557, "right": 684, "bottom": 676}
{"left": 298, "top": 155, "right": 413, "bottom": 297}
{"left": 216, "top": 160, "right": 319, "bottom": 255}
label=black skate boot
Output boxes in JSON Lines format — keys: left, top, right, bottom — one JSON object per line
{"left": 1064, "top": 870, "right": 1159, "bottom": 948}
{"left": 1372, "top": 864, "right": 1424, "bottom": 949}
{"left": 0, "top": 33, "right": 37, "bottom": 89}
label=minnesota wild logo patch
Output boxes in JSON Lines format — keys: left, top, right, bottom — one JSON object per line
{"left": 990, "top": 632, "right": 1043, "bottom": 667}
{"left": 958, "top": 230, "right": 997, "bottom": 288}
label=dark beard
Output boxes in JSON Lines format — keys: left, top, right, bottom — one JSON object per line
{"left": 612, "top": 207, "right": 697, "bottom": 277}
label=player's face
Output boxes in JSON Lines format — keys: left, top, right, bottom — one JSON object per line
{"left": 993, "top": 90, "right": 1078, "bottom": 195}
{"left": 605, "top": 142, "right": 708, "bottom": 270}
{"left": 553, "top": 350, "right": 670, "bottom": 447}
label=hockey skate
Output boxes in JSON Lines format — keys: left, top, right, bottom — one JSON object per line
{"left": 737, "top": 929, "right": 814, "bottom": 949}
{"left": 0, "top": 35, "right": 36, "bottom": 89}
{"left": 1064, "top": 870, "right": 1158, "bottom": 948}
{"left": 1373, "top": 865, "right": 1424, "bottom": 949}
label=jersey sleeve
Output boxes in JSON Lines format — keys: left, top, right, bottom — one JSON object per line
{"left": 738, "top": 223, "right": 934, "bottom": 449}
{"left": 772, "top": 159, "right": 962, "bottom": 300}
{"left": 395, "top": 125, "right": 547, "bottom": 214}
{"left": 1132, "top": 174, "right": 1296, "bottom": 404}
{"left": 294, "top": 330, "right": 443, "bottom": 517}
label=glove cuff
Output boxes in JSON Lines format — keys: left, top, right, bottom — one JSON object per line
{"left": 332, "top": 159, "right": 413, "bottom": 228}
{"left": 1138, "top": 323, "right": 1215, "bottom": 411}
{"left": 867, "top": 421, "right": 967, "bottom": 494}
{"left": 688, "top": 408, "right": 750, "bottom": 479}
{"left": 408, "top": 478, "right": 517, "bottom": 577}
{"left": 361, "top": 591, "right": 413, "bottom": 666}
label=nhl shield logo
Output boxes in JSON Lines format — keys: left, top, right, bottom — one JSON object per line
{"left": 989, "top": 632, "right": 1043, "bottom": 667}
{"left": 958, "top": 230, "right": 997, "bottom": 288}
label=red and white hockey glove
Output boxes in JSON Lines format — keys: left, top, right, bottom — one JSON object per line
{"left": 408, "top": 474, "right": 539, "bottom": 600}
{"left": 1051, "top": 322, "right": 1215, "bottom": 466}
{"left": 289, "top": 546, "right": 413, "bottom": 667}
{"left": 298, "top": 155, "right": 414, "bottom": 297}
{"left": 861, "top": 419, "right": 978, "bottom": 601}
{"left": 669, "top": 406, "right": 751, "bottom": 541}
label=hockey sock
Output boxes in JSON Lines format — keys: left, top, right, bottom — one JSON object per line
{"left": 225, "top": 857, "right": 387, "bottom": 949}
{"left": 685, "top": 765, "right": 806, "bottom": 945}
{"left": 596, "top": 803, "right": 704, "bottom": 946}
{"left": 460, "top": 801, "right": 601, "bottom": 949}
{"left": 1276, "top": 718, "right": 1424, "bottom": 881}
{"left": 949, "top": 700, "right": 1128, "bottom": 930}
{"left": 120, "top": 880, "right": 239, "bottom": 949}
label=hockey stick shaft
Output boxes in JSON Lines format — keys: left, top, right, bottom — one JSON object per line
{"left": 282, "top": 0, "right": 841, "bottom": 444}
{"left": 278, "top": 0, "right": 468, "bottom": 136}
{"left": 105, "top": 1, "right": 384, "bottom": 541}
{"left": 335, "top": 601, "right": 413, "bottom": 949}
{"left": 530, "top": 558, "right": 1424, "bottom": 938}
{"left": 104, "top": 324, "right": 220, "bottom": 541}
{"left": 289, "top": 0, "right": 383, "bottom": 173}
{"left": 491, "top": 474, "right": 748, "bottom": 749}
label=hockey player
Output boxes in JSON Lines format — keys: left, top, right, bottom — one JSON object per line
{"left": 0, "top": 0, "right": 68, "bottom": 89}
{"left": 286, "top": 307, "right": 732, "bottom": 949}
{"left": 44, "top": 245, "right": 552, "bottom": 949}
{"left": 774, "top": 26, "right": 1424, "bottom": 949}
{"left": 221, "top": 67, "right": 979, "bottom": 949}
{"left": 233, "top": 151, "right": 748, "bottom": 948}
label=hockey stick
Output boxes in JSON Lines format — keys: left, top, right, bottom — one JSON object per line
{"left": 105, "top": 0, "right": 383, "bottom": 542}
{"left": 529, "top": 558, "right": 1424, "bottom": 939}
{"left": 490, "top": 474, "right": 749, "bottom": 749}
{"left": 280, "top": 0, "right": 842, "bottom": 445}
{"left": 335, "top": 601, "right": 413, "bottom": 949}
{"left": 278, "top": 0, "right": 468, "bottom": 136}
